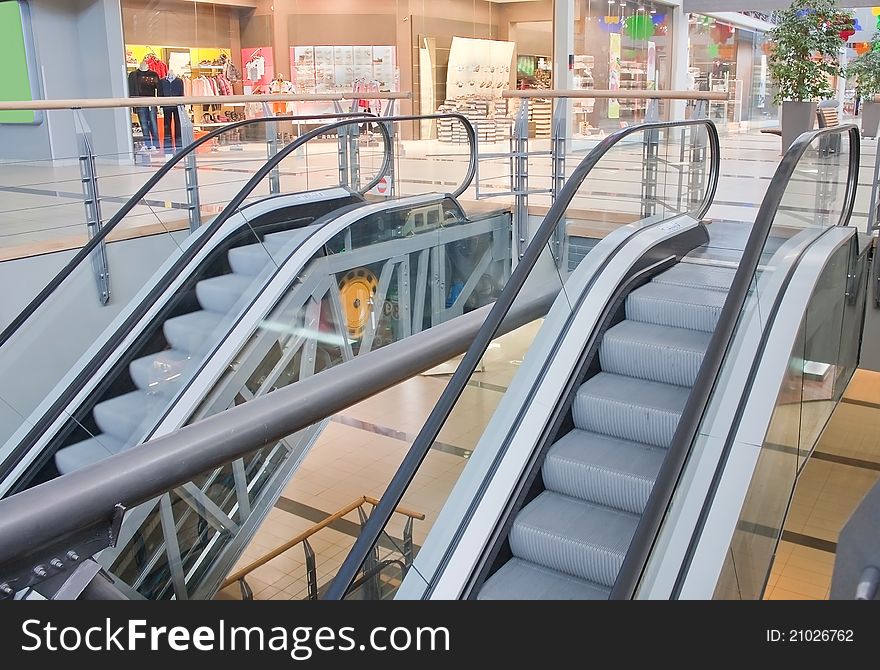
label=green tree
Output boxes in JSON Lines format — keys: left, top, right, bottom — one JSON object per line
{"left": 768, "top": 0, "right": 853, "bottom": 104}
{"left": 846, "top": 35, "right": 880, "bottom": 99}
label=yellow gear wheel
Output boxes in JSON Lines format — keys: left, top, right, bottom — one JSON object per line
{"left": 338, "top": 268, "right": 378, "bottom": 338}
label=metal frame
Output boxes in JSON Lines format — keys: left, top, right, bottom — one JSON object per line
{"left": 324, "top": 118, "right": 721, "bottom": 600}
{"left": 611, "top": 124, "right": 861, "bottom": 600}
{"left": 96, "top": 211, "right": 509, "bottom": 599}
{"left": 178, "top": 105, "right": 202, "bottom": 232}
{"left": 73, "top": 111, "right": 110, "bottom": 305}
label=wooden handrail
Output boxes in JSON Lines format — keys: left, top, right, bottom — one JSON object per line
{"left": 363, "top": 496, "right": 425, "bottom": 522}
{"left": 503, "top": 89, "right": 728, "bottom": 101}
{"left": 0, "top": 91, "right": 412, "bottom": 112}
{"left": 220, "top": 495, "right": 424, "bottom": 589}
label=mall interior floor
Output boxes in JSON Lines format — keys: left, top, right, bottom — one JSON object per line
{"left": 765, "top": 369, "right": 880, "bottom": 600}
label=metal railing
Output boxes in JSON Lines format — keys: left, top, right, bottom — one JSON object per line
{"left": 0, "top": 111, "right": 380, "bottom": 352}
{"left": 0, "top": 112, "right": 480, "bottom": 493}
{"left": 221, "top": 496, "right": 424, "bottom": 601}
{"left": 323, "top": 118, "right": 721, "bottom": 600}
{"left": 0, "top": 284, "right": 555, "bottom": 597}
{"left": 474, "top": 90, "right": 728, "bottom": 260}
{"left": 610, "top": 124, "right": 861, "bottom": 600}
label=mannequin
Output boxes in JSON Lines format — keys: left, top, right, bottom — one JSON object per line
{"left": 159, "top": 70, "right": 185, "bottom": 153}
{"left": 270, "top": 73, "right": 294, "bottom": 115}
{"left": 128, "top": 60, "right": 160, "bottom": 150}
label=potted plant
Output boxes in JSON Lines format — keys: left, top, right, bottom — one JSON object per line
{"left": 846, "top": 35, "right": 880, "bottom": 137}
{"left": 768, "top": 0, "right": 853, "bottom": 150}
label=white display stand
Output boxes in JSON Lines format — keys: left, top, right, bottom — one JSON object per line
{"left": 445, "top": 36, "right": 514, "bottom": 99}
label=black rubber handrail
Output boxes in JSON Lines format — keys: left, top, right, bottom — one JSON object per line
{"left": 0, "top": 113, "right": 476, "bottom": 487}
{"left": 0, "top": 112, "right": 374, "bottom": 352}
{"left": 610, "top": 124, "right": 861, "bottom": 600}
{"left": 324, "top": 118, "right": 721, "bottom": 600}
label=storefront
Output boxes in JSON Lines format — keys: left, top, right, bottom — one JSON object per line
{"left": 686, "top": 12, "right": 779, "bottom": 130}
{"left": 116, "top": 0, "right": 691, "bottom": 147}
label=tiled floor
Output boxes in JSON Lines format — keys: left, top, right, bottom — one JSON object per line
{"left": 215, "top": 321, "right": 538, "bottom": 600}
{"left": 764, "top": 369, "right": 880, "bottom": 601}
{"left": 214, "top": 365, "right": 880, "bottom": 601}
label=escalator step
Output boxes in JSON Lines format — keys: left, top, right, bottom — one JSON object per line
{"left": 650, "top": 262, "right": 736, "bottom": 292}
{"left": 163, "top": 311, "right": 226, "bottom": 354}
{"left": 542, "top": 429, "right": 665, "bottom": 515}
{"left": 195, "top": 274, "right": 255, "bottom": 314}
{"left": 478, "top": 558, "right": 610, "bottom": 600}
{"left": 227, "top": 242, "right": 282, "bottom": 277}
{"left": 129, "top": 349, "right": 192, "bottom": 393}
{"left": 55, "top": 435, "right": 126, "bottom": 475}
{"left": 599, "top": 320, "right": 710, "bottom": 388}
{"left": 573, "top": 372, "right": 689, "bottom": 448}
{"left": 263, "top": 226, "right": 320, "bottom": 250}
{"left": 626, "top": 282, "right": 726, "bottom": 333}
{"left": 509, "top": 491, "right": 638, "bottom": 588}
{"left": 93, "top": 390, "right": 162, "bottom": 442}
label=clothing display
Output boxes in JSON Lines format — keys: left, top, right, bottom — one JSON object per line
{"left": 128, "top": 68, "right": 160, "bottom": 98}
{"left": 160, "top": 75, "right": 185, "bottom": 152}
{"left": 245, "top": 54, "right": 266, "bottom": 82}
{"left": 144, "top": 52, "right": 168, "bottom": 79}
{"left": 269, "top": 77, "right": 294, "bottom": 114}
{"left": 135, "top": 107, "right": 159, "bottom": 150}
{"left": 129, "top": 66, "right": 160, "bottom": 150}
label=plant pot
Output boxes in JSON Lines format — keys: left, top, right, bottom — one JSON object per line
{"left": 862, "top": 101, "right": 880, "bottom": 138}
{"left": 781, "top": 101, "right": 817, "bottom": 152}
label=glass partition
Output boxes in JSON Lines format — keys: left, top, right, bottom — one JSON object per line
{"left": 639, "top": 126, "right": 858, "bottom": 600}
{"left": 310, "top": 120, "right": 718, "bottom": 600}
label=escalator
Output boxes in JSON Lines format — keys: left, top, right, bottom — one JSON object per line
{"left": 0, "top": 120, "right": 863, "bottom": 602}
{"left": 324, "top": 121, "right": 866, "bottom": 601}
{"left": 479, "top": 261, "right": 733, "bottom": 598}
{"left": 0, "top": 113, "right": 513, "bottom": 599}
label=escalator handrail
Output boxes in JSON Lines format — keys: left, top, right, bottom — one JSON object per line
{"left": 324, "top": 118, "right": 722, "bottom": 600}
{"left": 0, "top": 112, "right": 376, "bottom": 352}
{"left": 0, "top": 115, "right": 392, "bottom": 484}
{"left": 0, "top": 113, "right": 476, "bottom": 484}
{"left": 0, "top": 289, "right": 556, "bottom": 572}
{"left": 610, "top": 123, "right": 861, "bottom": 600}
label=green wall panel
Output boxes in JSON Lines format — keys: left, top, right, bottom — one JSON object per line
{"left": 0, "top": 1, "right": 36, "bottom": 124}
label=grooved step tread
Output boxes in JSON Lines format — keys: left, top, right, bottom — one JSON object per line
{"left": 510, "top": 491, "right": 639, "bottom": 587}
{"left": 573, "top": 372, "right": 689, "bottom": 448}
{"left": 478, "top": 558, "right": 610, "bottom": 600}
{"left": 600, "top": 320, "right": 710, "bottom": 387}
{"left": 543, "top": 429, "right": 665, "bottom": 515}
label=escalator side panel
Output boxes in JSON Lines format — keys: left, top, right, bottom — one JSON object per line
{"left": 674, "top": 226, "right": 857, "bottom": 599}
{"left": 398, "top": 215, "right": 708, "bottom": 599}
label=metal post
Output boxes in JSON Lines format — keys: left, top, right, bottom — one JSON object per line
{"left": 867, "top": 139, "right": 880, "bottom": 234}
{"left": 551, "top": 98, "right": 568, "bottom": 266}
{"left": 262, "top": 102, "right": 281, "bottom": 195}
{"left": 348, "top": 99, "right": 361, "bottom": 192}
{"left": 645, "top": 97, "right": 660, "bottom": 123}
{"left": 641, "top": 101, "right": 660, "bottom": 219}
{"left": 178, "top": 105, "right": 202, "bottom": 232}
{"left": 356, "top": 505, "right": 379, "bottom": 600}
{"left": 303, "top": 539, "right": 318, "bottom": 600}
{"left": 514, "top": 99, "right": 530, "bottom": 261}
{"left": 333, "top": 101, "right": 349, "bottom": 189}
{"left": 382, "top": 99, "right": 397, "bottom": 197}
{"left": 74, "top": 110, "right": 110, "bottom": 305}
{"left": 402, "top": 517, "right": 414, "bottom": 567}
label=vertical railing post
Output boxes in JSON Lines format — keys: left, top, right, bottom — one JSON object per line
{"left": 514, "top": 98, "right": 530, "bottom": 261}
{"left": 303, "top": 539, "right": 318, "bottom": 601}
{"left": 402, "top": 517, "right": 414, "bottom": 568}
{"left": 382, "top": 99, "right": 397, "bottom": 197}
{"left": 551, "top": 97, "right": 568, "bottom": 267}
{"left": 358, "top": 505, "right": 379, "bottom": 600}
{"left": 262, "top": 102, "right": 281, "bottom": 195}
{"left": 867, "top": 137, "right": 880, "bottom": 235}
{"left": 641, "top": 98, "right": 660, "bottom": 219}
{"left": 178, "top": 105, "right": 202, "bottom": 232}
{"left": 334, "top": 100, "right": 349, "bottom": 189}
{"left": 74, "top": 110, "right": 110, "bottom": 305}
{"left": 348, "top": 99, "right": 361, "bottom": 192}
